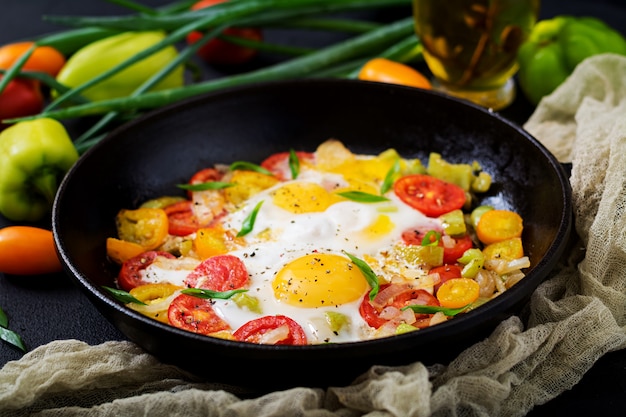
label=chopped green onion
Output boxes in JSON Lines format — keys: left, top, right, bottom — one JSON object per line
{"left": 177, "top": 181, "right": 234, "bottom": 191}
{"left": 380, "top": 159, "right": 401, "bottom": 195}
{"left": 237, "top": 200, "right": 264, "bottom": 237}
{"left": 336, "top": 191, "right": 390, "bottom": 203}
{"left": 421, "top": 230, "right": 441, "bottom": 246}
{"left": 343, "top": 251, "right": 379, "bottom": 300}
{"left": 402, "top": 304, "right": 469, "bottom": 317}
{"left": 288, "top": 148, "right": 300, "bottom": 179}
{"left": 103, "top": 286, "right": 147, "bottom": 305}
{"left": 230, "top": 161, "right": 273, "bottom": 176}
{"left": 182, "top": 288, "right": 248, "bottom": 299}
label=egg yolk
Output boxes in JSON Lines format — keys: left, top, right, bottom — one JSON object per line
{"left": 273, "top": 253, "right": 369, "bottom": 308}
{"left": 361, "top": 214, "right": 394, "bottom": 240}
{"left": 271, "top": 182, "right": 335, "bottom": 213}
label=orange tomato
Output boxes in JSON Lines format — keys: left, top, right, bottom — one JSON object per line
{"left": 0, "top": 226, "right": 63, "bottom": 275}
{"left": 106, "top": 237, "right": 146, "bottom": 265}
{"left": 436, "top": 278, "right": 480, "bottom": 309}
{"left": 358, "top": 58, "right": 432, "bottom": 89}
{"left": 0, "top": 41, "right": 66, "bottom": 77}
{"left": 475, "top": 209, "right": 524, "bottom": 245}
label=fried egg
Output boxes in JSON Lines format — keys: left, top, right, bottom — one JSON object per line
{"left": 139, "top": 141, "right": 446, "bottom": 343}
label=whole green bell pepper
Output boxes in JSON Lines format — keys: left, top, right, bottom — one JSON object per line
{"left": 0, "top": 118, "right": 79, "bottom": 222}
{"left": 55, "top": 31, "right": 184, "bottom": 102}
{"left": 517, "top": 16, "right": 626, "bottom": 105}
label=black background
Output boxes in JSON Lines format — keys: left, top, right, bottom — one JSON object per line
{"left": 1, "top": 1, "right": 625, "bottom": 415}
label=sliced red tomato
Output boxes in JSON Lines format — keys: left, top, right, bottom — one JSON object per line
{"left": 117, "top": 251, "right": 175, "bottom": 291}
{"left": 184, "top": 254, "right": 249, "bottom": 291}
{"left": 187, "top": 167, "right": 224, "bottom": 198}
{"left": 233, "top": 315, "right": 307, "bottom": 345}
{"left": 359, "top": 283, "right": 440, "bottom": 329}
{"left": 260, "top": 151, "right": 315, "bottom": 180}
{"left": 401, "top": 227, "right": 474, "bottom": 264}
{"left": 164, "top": 200, "right": 203, "bottom": 236}
{"left": 168, "top": 293, "right": 231, "bottom": 335}
{"left": 430, "top": 264, "right": 463, "bottom": 294}
{"left": 186, "top": 0, "right": 263, "bottom": 65}
{"left": 394, "top": 174, "right": 466, "bottom": 217}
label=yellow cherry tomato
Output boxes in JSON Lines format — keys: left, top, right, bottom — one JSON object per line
{"left": 106, "top": 237, "right": 146, "bottom": 264}
{"left": 129, "top": 283, "right": 182, "bottom": 324}
{"left": 358, "top": 57, "right": 432, "bottom": 89}
{"left": 115, "top": 207, "right": 169, "bottom": 250}
{"left": 436, "top": 278, "right": 480, "bottom": 309}
{"left": 475, "top": 209, "right": 523, "bottom": 245}
{"left": 482, "top": 237, "right": 524, "bottom": 262}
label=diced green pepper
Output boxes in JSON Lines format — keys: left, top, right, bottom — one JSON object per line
{"left": 440, "top": 209, "right": 466, "bottom": 236}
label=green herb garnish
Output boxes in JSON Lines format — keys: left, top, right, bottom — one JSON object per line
{"left": 181, "top": 288, "right": 248, "bottom": 299}
{"left": 237, "top": 200, "right": 264, "bottom": 237}
{"left": 336, "top": 191, "right": 390, "bottom": 203}
{"left": 288, "top": 148, "right": 300, "bottom": 179}
{"left": 177, "top": 181, "right": 234, "bottom": 191}
{"left": 103, "top": 286, "right": 147, "bottom": 305}
{"left": 402, "top": 304, "right": 469, "bottom": 316}
{"left": 0, "top": 306, "right": 26, "bottom": 352}
{"left": 421, "top": 230, "right": 441, "bottom": 246}
{"left": 343, "top": 251, "right": 380, "bottom": 300}
{"left": 230, "top": 161, "right": 273, "bottom": 176}
{"left": 380, "top": 159, "right": 401, "bottom": 194}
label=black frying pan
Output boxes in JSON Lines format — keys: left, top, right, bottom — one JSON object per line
{"left": 52, "top": 79, "right": 572, "bottom": 391}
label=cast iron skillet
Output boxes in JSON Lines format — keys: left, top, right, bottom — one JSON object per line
{"left": 53, "top": 79, "right": 572, "bottom": 391}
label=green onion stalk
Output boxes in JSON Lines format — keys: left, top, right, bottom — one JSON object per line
{"left": 2, "top": 0, "right": 421, "bottom": 152}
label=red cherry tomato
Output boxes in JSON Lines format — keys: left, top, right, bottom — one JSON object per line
{"left": 187, "top": 167, "right": 223, "bottom": 198}
{"left": 164, "top": 200, "right": 204, "bottom": 236}
{"left": 359, "top": 284, "right": 440, "bottom": 329}
{"left": 0, "top": 76, "right": 43, "bottom": 129}
{"left": 260, "top": 151, "right": 315, "bottom": 180}
{"left": 401, "top": 227, "right": 474, "bottom": 264}
{"left": 233, "top": 315, "right": 308, "bottom": 345}
{"left": 430, "top": 264, "right": 463, "bottom": 294}
{"left": 186, "top": 0, "right": 263, "bottom": 65}
{"left": 117, "top": 251, "right": 175, "bottom": 291}
{"left": 184, "top": 254, "right": 249, "bottom": 291}
{"left": 168, "top": 293, "right": 231, "bottom": 335}
{"left": 394, "top": 174, "right": 466, "bottom": 217}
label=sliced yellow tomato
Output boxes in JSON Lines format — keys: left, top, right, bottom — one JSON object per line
{"left": 436, "top": 278, "right": 480, "bottom": 308}
{"left": 482, "top": 237, "right": 524, "bottom": 262}
{"left": 224, "top": 170, "right": 279, "bottom": 206}
{"left": 115, "top": 207, "right": 169, "bottom": 250}
{"left": 475, "top": 209, "right": 523, "bottom": 245}
{"left": 129, "top": 283, "right": 182, "bottom": 324}
{"left": 106, "top": 237, "right": 146, "bottom": 264}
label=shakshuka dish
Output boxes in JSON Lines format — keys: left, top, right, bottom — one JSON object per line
{"left": 105, "top": 139, "right": 528, "bottom": 345}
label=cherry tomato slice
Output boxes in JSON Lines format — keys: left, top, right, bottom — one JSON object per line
{"left": 115, "top": 207, "right": 169, "bottom": 250}
{"left": 260, "top": 151, "right": 315, "bottom": 180}
{"left": 187, "top": 167, "right": 224, "bottom": 199}
{"left": 430, "top": 264, "right": 463, "bottom": 294}
{"left": 394, "top": 174, "right": 466, "bottom": 217}
{"left": 168, "top": 293, "right": 231, "bottom": 335}
{"left": 359, "top": 284, "right": 439, "bottom": 329}
{"left": 233, "top": 315, "right": 307, "bottom": 345}
{"left": 164, "top": 200, "right": 203, "bottom": 236}
{"left": 117, "top": 251, "right": 175, "bottom": 291}
{"left": 184, "top": 254, "right": 249, "bottom": 291}
{"left": 401, "top": 227, "right": 474, "bottom": 264}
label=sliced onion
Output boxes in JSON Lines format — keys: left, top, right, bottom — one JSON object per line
{"left": 129, "top": 291, "right": 181, "bottom": 315}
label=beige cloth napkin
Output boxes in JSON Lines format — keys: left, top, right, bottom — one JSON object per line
{"left": 1, "top": 53, "right": 626, "bottom": 417}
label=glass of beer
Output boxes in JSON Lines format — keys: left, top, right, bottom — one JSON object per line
{"left": 413, "top": 0, "right": 540, "bottom": 110}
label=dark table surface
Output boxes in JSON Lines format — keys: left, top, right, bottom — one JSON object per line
{"left": 1, "top": 1, "right": 625, "bottom": 415}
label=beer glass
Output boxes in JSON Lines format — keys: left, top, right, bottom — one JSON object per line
{"left": 413, "top": 0, "right": 540, "bottom": 110}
